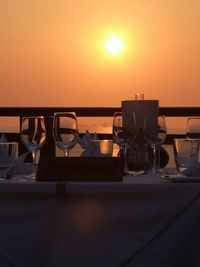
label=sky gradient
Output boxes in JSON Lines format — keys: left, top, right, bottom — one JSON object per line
{"left": 0, "top": 0, "right": 200, "bottom": 108}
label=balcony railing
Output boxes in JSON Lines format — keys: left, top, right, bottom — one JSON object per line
{"left": 1, "top": 106, "right": 200, "bottom": 156}
{"left": 1, "top": 106, "right": 200, "bottom": 117}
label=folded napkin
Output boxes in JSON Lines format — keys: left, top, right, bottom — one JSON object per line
{"left": 182, "top": 163, "right": 200, "bottom": 177}
{"left": 13, "top": 152, "right": 33, "bottom": 174}
{"left": 0, "top": 134, "right": 32, "bottom": 175}
{"left": 0, "top": 133, "right": 7, "bottom": 143}
{"left": 0, "top": 134, "right": 15, "bottom": 175}
{"left": 77, "top": 131, "right": 102, "bottom": 157}
{"left": 0, "top": 143, "right": 13, "bottom": 165}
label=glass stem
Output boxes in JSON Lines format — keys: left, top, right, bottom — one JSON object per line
{"left": 32, "top": 150, "right": 37, "bottom": 178}
{"left": 123, "top": 145, "right": 129, "bottom": 173}
{"left": 64, "top": 150, "right": 68, "bottom": 157}
{"left": 151, "top": 144, "right": 160, "bottom": 173}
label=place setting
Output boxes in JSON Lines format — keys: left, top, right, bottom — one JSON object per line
{"left": 36, "top": 112, "right": 124, "bottom": 182}
{"left": 161, "top": 117, "right": 200, "bottom": 182}
{"left": 0, "top": 135, "right": 33, "bottom": 181}
{"left": 0, "top": 116, "right": 46, "bottom": 182}
{"left": 1, "top": 106, "right": 200, "bottom": 185}
{"left": 0, "top": 99, "right": 171, "bottom": 183}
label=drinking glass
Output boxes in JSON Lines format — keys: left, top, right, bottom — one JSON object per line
{"left": 143, "top": 115, "right": 167, "bottom": 173}
{"left": 186, "top": 117, "right": 200, "bottom": 139}
{"left": 113, "top": 112, "right": 137, "bottom": 174}
{"left": 53, "top": 112, "right": 79, "bottom": 157}
{"left": 21, "top": 116, "right": 46, "bottom": 179}
{"left": 173, "top": 138, "right": 199, "bottom": 173}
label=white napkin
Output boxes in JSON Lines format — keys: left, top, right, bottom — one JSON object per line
{"left": 13, "top": 152, "right": 33, "bottom": 174}
{"left": 0, "top": 133, "right": 7, "bottom": 143}
{"left": 0, "top": 134, "right": 15, "bottom": 175}
{"left": 0, "top": 144, "right": 13, "bottom": 165}
{"left": 0, "top": 134, "right": 32, "bottom": 175}
{"left": 77, "top": 131, "right": 101, "bottom": 157}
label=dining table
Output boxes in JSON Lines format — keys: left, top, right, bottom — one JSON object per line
{"left": 0, "top": 171, "right": 200, "bottom": 267}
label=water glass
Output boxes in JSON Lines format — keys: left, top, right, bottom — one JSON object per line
{"left": 173, "top": 138, "right": 199, "bottom": 173}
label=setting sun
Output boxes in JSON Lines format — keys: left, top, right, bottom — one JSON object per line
{"left": 106, "top": 38, "right": 123, "bottom": 55}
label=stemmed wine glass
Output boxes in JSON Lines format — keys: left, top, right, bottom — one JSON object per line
{"left": 113, "top": 112, "right": 137, "bottom": 174}
{"left": 186, "top": 117, "right": 200, "bottom": 160}
{"left": 53, "top": 112, "right": 79, "bottom": 157}
{"left": 186, "top": 118, "right": 200, "bottom": 139}
{"left": 20, "top": 116, "right": 46, "bottom": 179}
{"left": 143, "top": 115, "right": 167, "bottom": 173}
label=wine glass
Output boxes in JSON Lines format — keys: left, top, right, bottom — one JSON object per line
{"left": 186, "top": 118, "right": 200, "bottom": 139}
{"left": 20, "top": 116, "right": 46, "bottom": 179}
{"left": 143, "top": 115, "right": 167, "bottom": 173}
{"left": 113, "top": 112, "right": 137, "bottom": 174}
{"left": 53, "top": 112, "right": 79, "bottom": 157}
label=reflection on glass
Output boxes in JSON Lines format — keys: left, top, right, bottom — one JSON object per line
{"left": 186, "top": 117, "right": 200, "bottom": 139}
{"left": 53, "top": 112, "right": 79, "bottom": 157}
{"left": 21, "top": 116, "right": 46, "bottom": 179}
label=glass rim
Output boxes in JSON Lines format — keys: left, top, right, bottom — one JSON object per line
{"left": 54, "top": 111, "right": 76, "bottom": 115}
{"left": 90, "top": 139, "right": 113, "bottom": 142}
{"left": 173, "top": 138, "right": 200, "bottom": 140}
{"left": 53, "top": 112, "right": 77, "bottom": 119}
{"left": 173, "top": 138, "right": 200, "bottom": 143}
{"left": 0, "top": 142, "right": 18, "bottom": 145}
{"left": 21, "top": 116, "right": 44, "bottom": 119}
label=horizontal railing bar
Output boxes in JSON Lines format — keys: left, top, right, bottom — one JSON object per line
{"left": 0, "top": 107, "right": 120, "bottom": 117}
{"left": 0, "top": 107, "right": 200, "bottom": 117}
{"left": 159, "top": 107, "right": 200, "bottom": 117}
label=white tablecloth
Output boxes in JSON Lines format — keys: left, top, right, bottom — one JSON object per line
{"left": 0, "top": 173, "right": 200, "bottom": 267}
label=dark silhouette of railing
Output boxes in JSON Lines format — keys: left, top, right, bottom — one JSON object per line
{"left": 1, "top": 106, "right": 200, "bottom": 156}
{"left": 1, "top": 106, "right": 200, "bottom": 117}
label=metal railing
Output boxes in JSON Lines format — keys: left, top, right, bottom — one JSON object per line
{"left": 1, "top": 106, "right": 200, "bottom": 117}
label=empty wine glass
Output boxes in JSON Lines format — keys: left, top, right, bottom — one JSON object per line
{"left": 20, "top": 116, "right": 46, "bottom": 179}
{"left": 113, "top": 112, "right": 137, "bottom": 174}
{"left": 143, "top": 115, "right": 167, "bottom": 173}
{"left": 186, "top": 117, "right": 200, "bottom": 139}
{"left": 53, "top": 112, "right": 79, "bottom": 157}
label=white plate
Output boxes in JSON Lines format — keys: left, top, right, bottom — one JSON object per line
{"left": 161, "top": 173, "right": 200, "bottom": 182}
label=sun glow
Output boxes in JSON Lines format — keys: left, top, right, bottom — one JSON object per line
{"left": 106, "top": 37, "right": 123, "bottom": 55}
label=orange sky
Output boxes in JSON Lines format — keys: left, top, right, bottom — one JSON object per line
{"left": 0, "top": 0, "right": 200, "bottom": 107}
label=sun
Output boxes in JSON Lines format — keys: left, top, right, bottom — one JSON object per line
{"left": 106, "top": 37, "right": 123, "bottom": 55}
